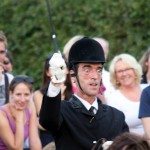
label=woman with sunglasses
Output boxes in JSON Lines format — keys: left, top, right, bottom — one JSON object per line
{"left": 0, "top": 75, "right": 42, "bottom": 150}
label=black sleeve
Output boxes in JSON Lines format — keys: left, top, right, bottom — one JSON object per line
{"left": 121, "top": 115, "right": 129, "bottom": 133}
{"left": 39, "top": 91, "right": 62, "bottom": 133}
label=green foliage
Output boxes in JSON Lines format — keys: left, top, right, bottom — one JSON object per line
{"left": 0, "top": 0, "right": 150, "bottom": 89}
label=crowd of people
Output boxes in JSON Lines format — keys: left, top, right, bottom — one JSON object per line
{"left": 0, "top": 30, "right": 150, "bottom": 150}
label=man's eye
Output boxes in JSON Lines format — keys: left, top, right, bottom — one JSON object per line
{"left": 97, "top": 69, "right": 102, "bottom": 73}
{"left": 84, "top": 68, "right": 90, "bottom": 72}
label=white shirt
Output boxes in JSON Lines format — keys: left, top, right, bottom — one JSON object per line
{"left": 74, "top": 94, "right": 98, "bottom": 114}
{"left": 105, "top": 84, "right": 148, "bottom": 136}
{"left": 0, "top": 73, "right": 14, "bottom": 105}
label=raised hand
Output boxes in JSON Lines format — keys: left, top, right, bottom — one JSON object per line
{"left": 49, "top": 53, "right": 67, "bottom": 83}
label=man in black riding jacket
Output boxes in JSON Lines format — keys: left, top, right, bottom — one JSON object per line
{"left": 39, "top": 37, "right": 129, "bottom": 150}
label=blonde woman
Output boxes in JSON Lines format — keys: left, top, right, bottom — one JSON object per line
{"left": 105, "top": 53, "right": 148, "bottom": 136}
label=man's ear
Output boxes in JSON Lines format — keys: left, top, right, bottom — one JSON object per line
{"left": 70, "top": 70, "right": 76, "bottom": 83}
{"left": 70, "top": 70, "right": 76, "bottom": 77}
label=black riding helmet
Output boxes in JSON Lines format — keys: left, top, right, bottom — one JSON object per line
{"left": 68, "top": 37, "right": 105, "bottom": 93}
{"left": 68, "top": 37, "right": 105, "bottom": 71}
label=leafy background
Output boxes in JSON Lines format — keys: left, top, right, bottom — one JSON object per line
{"left": 0, "top": 0, "right": 150, "bottom": 89}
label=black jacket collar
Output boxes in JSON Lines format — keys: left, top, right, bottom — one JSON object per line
{"left": 69, "top": 95, "right": 107, "bottom": 118}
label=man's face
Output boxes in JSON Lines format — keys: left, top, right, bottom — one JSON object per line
{"left": 75, "top": 63, "right": 103, "bottom": 98}
{"left": 0, "top": 41, "right": 6, "bottom": 63}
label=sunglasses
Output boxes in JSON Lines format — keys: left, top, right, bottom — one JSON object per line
{"left": 12, "top": 76, "right": 34, "bottom": 84}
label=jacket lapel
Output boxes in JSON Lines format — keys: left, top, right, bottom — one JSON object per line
{"left": 69, "top": 95, "right": 92, "bottom": 115}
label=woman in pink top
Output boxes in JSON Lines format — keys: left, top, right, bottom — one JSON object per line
{"left": 0, "top": 75, "right": 42, "bottom": 150}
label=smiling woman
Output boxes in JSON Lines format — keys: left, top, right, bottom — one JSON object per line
{"left": 0, "top": 75, "right": 42, "bottom": 150}
{"left": 104, "top": 53, "right": 149, "bottom": 136}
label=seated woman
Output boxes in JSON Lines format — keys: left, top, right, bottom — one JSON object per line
{"left": 105, "top": 53, "right": 149, "bottom": 136}
{"left": 0, "top": 75, "right": 42, "bottom": 150}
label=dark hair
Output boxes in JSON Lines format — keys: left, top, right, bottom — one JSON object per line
{"left": 107, "top": 132, "right": 150, "bottom": 150}
{"left": 63, "top": 73, "right": 72, "bottom": 100}
{"left": 9, "top": 75, "right": 34, "bottom": 92}
{"left": 5, "top": 51, "right": 13, "bottom": 65}
{"left": 40, "top": 54, "right": 53, "bottom": 94}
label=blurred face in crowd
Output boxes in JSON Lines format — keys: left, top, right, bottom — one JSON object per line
{"left": 9, "top": 83, "right": 32, "bottom": 110}
{"left": 74, "top": 63, "right": 103, "bottom": 99}
{"left": 115, "top": 59, "right": 136, "bottom": 88}
{"left": 145, "top": 55, "right": 150, "bottom": 73}
{"left": 0, "top": 41, "right": 6, "bottom": 63}
{"left": 3, "top": 56, "right": 13, "bottom": 72}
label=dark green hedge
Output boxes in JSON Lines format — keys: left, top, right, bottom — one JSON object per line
{"left": 0, "top": 0, "right": 150, "bottom": 89}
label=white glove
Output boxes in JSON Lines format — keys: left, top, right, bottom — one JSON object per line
{"left": 49, "top": 53, "right": 67, "bottom": 83}
{"left": 102, "top": 141, "right": 113, "bottom": 150}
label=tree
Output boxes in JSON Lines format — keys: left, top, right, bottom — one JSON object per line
{"left": 0, "top": 0, "right": 150, "bottom": 89}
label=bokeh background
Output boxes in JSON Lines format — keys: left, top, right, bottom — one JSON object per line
{"left": 0, "top": 0, "right": 150, "bottom": 89}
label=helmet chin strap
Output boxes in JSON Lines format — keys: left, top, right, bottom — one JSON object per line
{"left": 72, "top": 64, "right": 97, "bottom": 97}
{"left": 72, "top": 64, "right": 85, "bottom": 94}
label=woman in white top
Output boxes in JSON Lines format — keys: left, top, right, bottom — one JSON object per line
{"left": 105, "top": 53, "right": 148, "bottom": 136}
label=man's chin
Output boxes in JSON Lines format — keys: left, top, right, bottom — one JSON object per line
{"left": 86, "top": 92, "right": 98, "bottom": 97}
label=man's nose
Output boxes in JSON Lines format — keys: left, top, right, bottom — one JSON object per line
{"left": 90, "top": 70, "right": 99, "bottom": 78}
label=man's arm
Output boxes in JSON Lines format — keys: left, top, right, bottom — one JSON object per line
{"left": 39, "top": 88, "right": 62, "bottom": 132}
{"left": 39, "top": 52, "right": 67, "bottom": 133}
{"left": 139, "top": 86, "right": 150, "bottom": 143}
{"left": 142, "top": 117, "right": 150, "bottom": 144}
